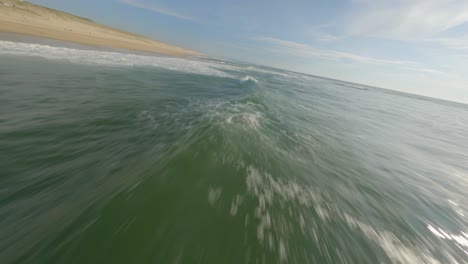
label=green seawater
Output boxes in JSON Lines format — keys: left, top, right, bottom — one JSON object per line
{"left": 1, "top": 42, "right": 468, "bottom": 264}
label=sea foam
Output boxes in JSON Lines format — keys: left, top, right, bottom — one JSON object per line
{"left": 0, "top": 40, "right": 232, "bottom": 78}
{"left": 240, "top": 76, "right": 259, "bottom": 83}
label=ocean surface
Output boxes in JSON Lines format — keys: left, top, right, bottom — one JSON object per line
{"left": 1, "top": 39, "right": 468, "bottom": 264}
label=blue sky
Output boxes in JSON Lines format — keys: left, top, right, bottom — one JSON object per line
{"left": 30, "top": 0, "right": 468, "bottom": 103}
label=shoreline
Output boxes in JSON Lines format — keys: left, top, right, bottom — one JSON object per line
{"left": 0, "top": 32, "right": 177, "bottom": 58}
{"left": 0, "top": 0, "right": 200, "bottom": 57}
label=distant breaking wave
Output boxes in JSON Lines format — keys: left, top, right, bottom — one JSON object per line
{"left": 240, "top": 76, "right": 259, "bottom": 84}
{"left": 0, "top": 40, "right": 233, "bottom": 78}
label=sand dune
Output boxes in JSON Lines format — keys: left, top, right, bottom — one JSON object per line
{"left": 0, "top": 0, "right": 200, "bottom": 56}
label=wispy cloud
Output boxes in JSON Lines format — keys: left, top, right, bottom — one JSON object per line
{"left": 120, "top": 0, "right": 199, "bottom": 22}
{"left": 255, "top": 37, "right": 415, "bottom": 66}
{"left": 426, "top": 37, "right": 468, "bottom": 51}
{"left": 345, "top": 0, "right": 468, "bottom": 39}
{"left": 402, "top": 67, "right": 446, "bottom": 75}
{"left": 312, "top": 33, "right": 340, "bottom": 42}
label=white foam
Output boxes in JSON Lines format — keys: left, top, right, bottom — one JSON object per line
{"left": 427, "top": 224, "right": 468, "bottom": 255}
{"left": 240, "top": 75, "right": 259, "bottom": 83}
{"left": 243, "top": 165, "right": 324, "bottom": 256}
{"left": 0, "top": 40, "right": 233, "bottom": 78}
{"left": 335, "top": 213, "right": 442, "bottom": 264}
{"left": 208, "top": 186, "right": 223, "bottom": 206}
{"left": 238, "top": 112, "right": 263, "bottom": 129}
{"left": 201, "top": 100, "right": 265, "bottom": 130}
{"left": 241, "top": 165, "right": 450, "bottom": 263}
{"left": 230, "top": 194, "right": 244, "bottom": 216}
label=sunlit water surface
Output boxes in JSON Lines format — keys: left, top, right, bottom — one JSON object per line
{"left": 1, "top": 40, "right": 467, "bottom": 264}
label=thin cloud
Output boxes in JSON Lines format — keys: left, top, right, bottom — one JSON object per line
{"left": 255, "top": 37, "right": 416, "bottom": 66}
{"left": 402, "top": 67, "right": 446, "bottom": 75}
{"left": 426, "top": 37, "right": 468, "bottom": 51}
{"left": 120, "top": 0, "right": 199, "bottom": 22}
{"left": 418, "top": 68, "right": 445, "bottom": 75}
{"left": 345, "top": 0, "right": 468, "bottom": 39}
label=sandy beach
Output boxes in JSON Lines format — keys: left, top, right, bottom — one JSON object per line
{"left": 0, "top": 0, "right": 200, "bottom": 56}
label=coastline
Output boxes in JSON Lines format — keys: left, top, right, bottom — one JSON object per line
{"left": 0, "top": 0, "right": 200, "bottom": 57}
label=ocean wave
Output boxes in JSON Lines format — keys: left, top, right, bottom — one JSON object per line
{"left": 218, "top": 101, "right": 265, "bottom": 130}
{"left": 226, "top": 111, "right": 263, "bottom": 129}
{"left": 240, "top": 76, "right": 259, "bottom": 84}
{"left": 0, "top": 40, "right": 233, "bottom": 78}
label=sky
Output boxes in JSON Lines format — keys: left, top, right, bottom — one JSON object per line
{"left": 30, "top": 0, "right": 468, "bottom": 103}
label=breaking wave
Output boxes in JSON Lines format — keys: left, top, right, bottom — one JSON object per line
{"left": 0, "top": 40, "right": 233, "bottom": 78}
{"left": 240, "top": 75, "right": 259, "bottom": 84}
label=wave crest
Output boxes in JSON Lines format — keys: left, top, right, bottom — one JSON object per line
{"left": 240, "top": 76, "right": 259, "bottom": 84}
{"left": 0, "top": 40, "right": 233, "bottom": 78}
